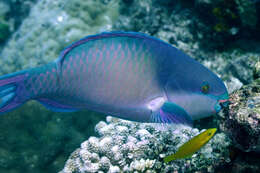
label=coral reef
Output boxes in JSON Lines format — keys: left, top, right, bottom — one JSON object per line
{"left": 0, "top": 0, "right": 259, "bottom": 173}
{"left": 0, "top": 0, "right": 119, "bottom": 75}
{"left": 235, "top": 0, "right": 258, "bottom": 28}
{"left": 0, "top": 101, "right": 105, "bottom": 173}
{"left": 60, "top": 116, "right": 231, "bottom": 173}
{"left": 216, "top": 76, "right": 260, "bottom": 173}
{"left": 0, "top": 21, "right": 10, "bottom": 43}
{"left": 205, "top": 50, "right": 258, "bottom": 92}
{"left": 0, "top": 0, "right": 38, "bottom": 44}
{"left": 0, "top": 0, "right": 118, "bottom": 172}
{"left": 195, "top": 0, "right": 260, "bottom": 48}
{"left": 114, "top": 0, "right": 199, "bottom": 56}
{"left": 253, "top": 59, "right": 260, "bottom": 80}
{"left": 220, "top": 147, "right": 260, "bottom": 173}
{"left": 219, "top": 80, "right": 260, "bottom": 153}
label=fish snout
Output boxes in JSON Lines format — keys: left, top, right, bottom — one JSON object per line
{"left": 215, "top": 99, "right": 230, "bottom": 113}
{"left": 218, "top": 99, "right": 230, "bottom": 108}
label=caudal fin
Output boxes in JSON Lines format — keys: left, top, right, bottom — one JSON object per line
{"left": 0, "top": 71, "right": 28, "bottom": 114}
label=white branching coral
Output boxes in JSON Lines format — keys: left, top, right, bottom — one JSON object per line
{"left": 60, "top": 116, "right": 231, "bottom": 173}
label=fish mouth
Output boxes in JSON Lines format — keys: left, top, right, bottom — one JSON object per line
{"left": 218, "top": 99, "right": 229, "bottom": 103}
{"left": 215, "top": 98, "right": 230, "bottom": 113}
{"left": 217, "top": 92, "right": 230, "bottom": 110}
{"left": 207, "top": 128, "right": 217, "bottom": 138}
{"left": 218, "top": 98, "right": 230, "bottom": 108}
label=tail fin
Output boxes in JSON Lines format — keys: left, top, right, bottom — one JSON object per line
{"left": 0, "top": 71, "right": 28, "bottom": 114}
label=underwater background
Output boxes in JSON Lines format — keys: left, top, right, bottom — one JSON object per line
{"left": 0, "top": 0, "right": 259, "bottom": 172}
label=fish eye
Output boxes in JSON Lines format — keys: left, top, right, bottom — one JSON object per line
{"left": 208, "top": 132, "right": 212, "bottom": 136}
{"left": 201, "top": 82, "right": 210, "bottom": 94}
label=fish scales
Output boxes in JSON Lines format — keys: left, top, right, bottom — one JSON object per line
{"left": 45, "top": 36, "right": 164, "bottom": 121}
{"left": 0, "top": 32, "right": 229, "bottom": 124}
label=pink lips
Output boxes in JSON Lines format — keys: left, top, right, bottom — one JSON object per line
{"left": 218, "top": 99, "right": 230, "bottom": 103}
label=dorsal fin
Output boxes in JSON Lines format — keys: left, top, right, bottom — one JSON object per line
{"left": 56, "top": 31, "right": 172, "bottom": 68}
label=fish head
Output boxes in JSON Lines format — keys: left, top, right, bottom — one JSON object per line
{"left": 199, "top": 128, "right": 217, "bottom": 143}
{"left": 164, "top": 59, "right": 229, "bottom": 120}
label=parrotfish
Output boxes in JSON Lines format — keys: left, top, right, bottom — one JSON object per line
{"left": 0, "top": 32, "right": 229, "bottom": 125}
{"left": 163, "top": 128, "right": 217, "bottom": 162}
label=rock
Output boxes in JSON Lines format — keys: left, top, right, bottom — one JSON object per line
{"left": 0, "top": 0, "right": 38, "bottom": 44}
{"left": 219, "top": 80, "right": 260, "bottom": 152}
{"left": 253, "top": 59, "right": 260, "bottom": 80}
{"left": 195, "top": 0, "right": 259, "bottom": 49}
{"left": 234, "top": 0, "right": 258, "bottom": 28}
{"left": 219, "top": 147, "right": 260, "bottom": 173}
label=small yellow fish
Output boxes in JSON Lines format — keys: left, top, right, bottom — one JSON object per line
{"left": 164, "top": 128, "right": 217, "bottom": 163}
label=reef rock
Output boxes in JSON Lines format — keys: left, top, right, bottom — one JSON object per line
{"left": 219, "top": 80, "right": 260, "bottom": 152}
{"left": 254, "top": 60, "right": 260, "bottom": 80}
{"left": 114, "top": 0, "right": 258, "bottom": 94}
{"left": 0, "top": 0, "right": 119, "bottom": 75}
{"left": 0, "top": 0, "right": 37, "bottom": 45}
{"left": 60, "top": 117, "right": 231, "bottom": 173}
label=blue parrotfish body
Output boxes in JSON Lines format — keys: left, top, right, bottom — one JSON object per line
{"left": 0, "top": 32, "right": 229, "bottom": 125}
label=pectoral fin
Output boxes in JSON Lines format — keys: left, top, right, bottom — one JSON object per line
{"left": 150, "top": 102, "right": 193, "bottom": 126}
